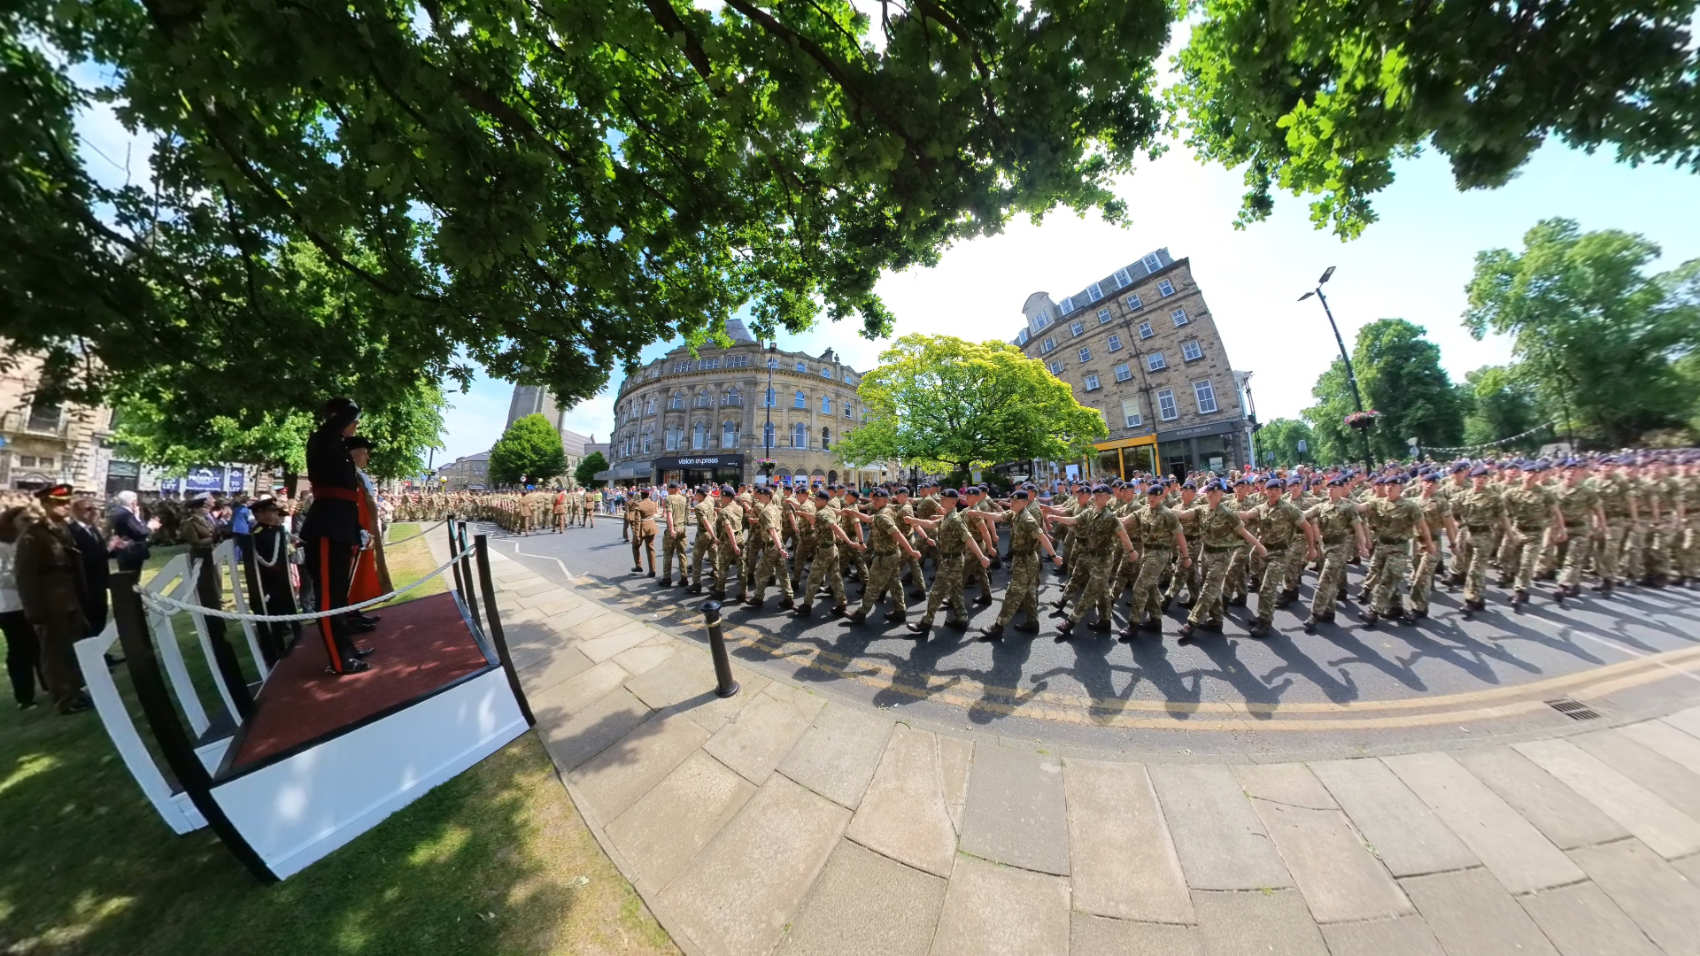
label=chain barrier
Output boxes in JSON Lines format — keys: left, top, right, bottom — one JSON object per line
{"left": 379, "top": 518, "right": 449, "bottom": 547}
{"left": 135, "top": 542, "right": 477, "bottom": 623}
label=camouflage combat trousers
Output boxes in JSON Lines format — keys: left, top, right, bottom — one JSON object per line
{"left": 840, "top": 543, "right": 868, "bottom": 585}
{"left": 662, "top": 530, "right": 688, "bottom": 578}
{"left": 1129, "top": 549, "right": 1171, "bottom": 624}
{"left": 1187, "top": 548, "right": 1236, "bottom": 626}
{"left": 691, "top": 532, "right": 716, "bottom": 587}
{"left": 1369, "top": 540, "right": 1413, "bottom": 615}
{"left": 1309, "top": 541, "right": 1352, "bottom": 618}
{"left": 1410, "top": 546, "right": 1439, "bottom": 613}
{"left": 751, "top": 543, "right": 793, "bottom": 602}
{"left": 1282, "top": 540, "right": 1311, "bottom": 593}
{"left": 922, "top": 556, "right": 967, "bottom": 623}
{"left": 1257, "top": 541, "right": 1304, "bottom": 624}
{"left": 995, "top": 554, "right": 1041, "bottom": 627}
{"left": 963, "top": 547, "right": 993, "bottom": 596}
{"left": 1066, "top": 553, "right": 1114, "bottom": 626}
{"left": 1165, "top": 543, "right": 1201, "bottom": 602}
{"left": 791, "top": 533, "right": 816, "bottom": 584}
{"left": 802, "top": 544, "right": 845, "bottom": 609}
{"left": 1511, "top": 525, "right": 1547, "bottom": 591}
{"left": 713, "top": 538, "right": 742, "bottom": 595}
{"left": 859, "top": 552, "right": 905, "bottom": 617}
{"left": 1225, "top": 548, "right": 1249, "bottom": 602}
{"left": 1560, "top": 529, "right": 1595, "bottom": 589}
{"left": 1646, "top": 520, "right": 1678, "bottom": 578}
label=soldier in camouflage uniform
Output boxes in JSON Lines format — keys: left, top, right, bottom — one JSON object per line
{"left": 848, "top": 488, "right": 923, "bottom": 625}
{"left": 688, "top": 486, "right": 719, "bottom": 594}
{"left": 712, "top": 485, "right": 745, "bottom": 600}
{"left": 913, "top": 480, "right": 943, "bottom": 575}
{"left": 1450, "top": 465, "right": 1512, "bottom": 615}
{"left": 960, "top": 487, "right": 998, "bottom": 607}
{"left": 905, "top": 488, "right": 989, "bottom": 637}
{"left": 1178, "top": 480, "right": 1267, "bottom": 642}
{"left": 1302, "top": 475, "right": 1367, "bottom": 632}
{"left": 660, "top": 482, "right": 691, "bottom": 587}
{"left": 838, "top": 488, "right": 869, "bottom": 588}
{"left": 796, "top": 489, "right": 863, "bottom": 619}
{"left": 789, "top": 485, "right": 817, "bottom": 592}
{"left": 890, "top": 487, "right": 927, "bottom": 598}
{"left": 1047, "top": 486, "right": 1098, "bottom": 611}
{"left": 1409, "top": 473, "right": 1458, "bottom": 618}
{"left": 1679, "top": 457, "right": 1700, "bottom": 586}
{"left": 1554, "top": 460, "right": 1605, "bottom": 598}
{"left": 1643, "top": 458, "right": 1681, "bottom": 586}
{"left": 1501, "top": 461, "right": 1566, "bottom": 608}
{"left": 1357, "top": 475, "right": 1434, "bottom": 626}
{"left": 1119, "top": 482, "right": 1189, "bottom": 640}
{"left": 1281, "top": 477, "right": 1318, "bottom": 599}
{"left": 1048, "top": 485, "right": 1138, "bottom": 640}
{"left": 1164, "top": 483, "right": 1204, "bottom": 607}
{"left": 972, "top": 489, "right": 1061, "bottom": 640}
{"left": 1224, "top": 477, "right": 1259, "bottom": 608}
{"left": 744, "top": 485, "right": 794, "bottom": 609}
{"left": 1248, "top": 477, "right": 1316, "bottom": 637}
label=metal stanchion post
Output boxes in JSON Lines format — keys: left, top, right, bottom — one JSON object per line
{"left": 701, "top": 600, "right": 739, "bottom": 698}
{"left": 445, "top": 512, "right": 465, "bottom": 597}
{"left": 456, "top": 520, "right": 482, "bottom": 627}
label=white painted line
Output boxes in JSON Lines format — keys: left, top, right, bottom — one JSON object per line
{"left": 1565, "top": 628, "right": 1700, "bottom": 686}
{"left": 504, "top": 539, "right": 576, "bottom": 582}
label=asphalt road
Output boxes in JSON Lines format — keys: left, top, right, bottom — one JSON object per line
{"left": 478, "top": 518, "right": 1700, "bottom": 758}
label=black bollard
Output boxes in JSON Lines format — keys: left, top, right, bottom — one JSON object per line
{"left": 701, "top": 600, "right": 739, "bottom": 699}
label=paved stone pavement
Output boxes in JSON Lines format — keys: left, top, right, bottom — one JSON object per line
{"left": 441, "top": 530, "right": 1700, "bottom": 955}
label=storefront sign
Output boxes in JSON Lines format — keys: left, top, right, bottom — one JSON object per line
{"left": 654, "top": 454, "right": 743, "bottom": 470}
{"left": 1155, "top": 418, "right": 1241, "bottom": 444}
{"left": 184, "top": 467, "right": 225, "bottom": 492}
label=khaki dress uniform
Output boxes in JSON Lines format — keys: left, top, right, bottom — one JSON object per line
{"left": 15, "top": 515, "right": 89, "bottom": 712}
{"left": 690, "top": 496, "right": 719, "bottom": 590}
{"left": 714, "top": 498, "right": 745, "bottom": 598}
{"left": 660, "top": 491, "right": 690, "bottom": 583}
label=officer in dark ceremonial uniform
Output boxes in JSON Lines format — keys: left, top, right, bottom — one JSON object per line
{"left": 299, "top": 398, "right": 373, "bottom": 675}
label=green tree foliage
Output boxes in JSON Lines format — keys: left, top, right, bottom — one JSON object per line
{"left": 574, "top": 452, "right": 608, "bottom": 490}
{"left": 835, "top": 334, "right": 1107, "bottom": 475}
{"left": 1256, "top": 418, "right": 1315, "bottom": 467}
{"left": 1303, "top": 319, "right": 1464, "bottom": 462}
{"left": 114, "top": 378, "right": 445, "bottom": 481}
{"left": 1464, "top": 219, "right": 1700, "bottom": 447}
{"left": 1171, "top": 0, "right": 1700, "bottom": 237}
{"left": 1460, "top": 366, "right": 1545, "bottom": 451}
{"left": 488, "top": 414, "right": 567, "bottom": 487}
{"left": 5, "top": 0, "right": 1172, "bottom": 411}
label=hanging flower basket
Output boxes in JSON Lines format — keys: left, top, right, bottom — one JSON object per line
{"left": 1344, "top": 410, "right": 1382, "bottom": 431}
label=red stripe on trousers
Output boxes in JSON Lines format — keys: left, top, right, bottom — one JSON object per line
{"left": 318, "top": 537, "right": 343, "bottom": 673}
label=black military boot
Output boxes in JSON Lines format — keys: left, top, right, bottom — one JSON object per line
{"left": 1054, "top": 618, "right": 1075, "bottom": 642}
{"left": 1360, "top": 610, "right": 1379, "bottom": 628}
{"left": 1511, "top": 588, "right": 1528, "bottom": 611}
{"left": 905, "top": 619, "right": 932, "bottom": 638}
{"left": 1247, "top": 620, "right": 1270, "bottom": 638}
{"left": 792, "top": 603, "right": 812, "bottom": 619}
{"left": 1087, "top": 617, "right": 1111, "bottom": 634}
{"left": 846, "top": 609, "right": 868, "bottom": 625}
{"left": 778, "top": 596, "right": 796, "bottom": 611}
{"left": 1177, "top": 622, "right": 1197, "bottom": 644}
{"left": 1302, "top": 615, "right": 1319, "bottom": 634}
{"left": 1013, "top": 618, "right": 1040, "bottom": 635}
{"left": 1117, "top": 624, "right": 1139, "bottom": 643}
{"left": 975, "top": 592, "right": 993, "bottom": 608}
{"left": 979, "top": 622, "right": 1005, "bottom": 641}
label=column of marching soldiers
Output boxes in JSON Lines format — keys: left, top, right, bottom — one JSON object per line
{"left": 405, "top": 454, "right": 1698, "bottom": 645}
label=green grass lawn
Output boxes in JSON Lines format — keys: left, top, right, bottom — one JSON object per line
{"left": 0, "top": 524, "right": 674, "bottom": 955}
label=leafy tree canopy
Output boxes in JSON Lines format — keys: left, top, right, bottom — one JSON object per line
{"left": 1460, "top": 366, "right": 1545, "bottom": 452}
{"left": 1256, "top": 418, "right": 1315, "bottom": 467}
{"left": 488, "top": 414, "right": 567, "bottom": 487}
{"left": 1171, "top": 0, "right": 1700, "bottom": 237}
{"left": 836, "top": 333, "right": 1108, "bottom": 475}
{"left": 1464, "top": 219, "right": 1700, "bottom": 447}
{"left": 1302, "top": 319, "right": 1463, "bottom": 463}
{"left": 574, "top": 451, "right": 608, "bottom": 490}
{"left": 5, "top": 0, "right": 1171, "bottom": 410}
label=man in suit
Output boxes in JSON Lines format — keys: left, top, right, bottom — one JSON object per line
{"left": 67, "top": 498, "right": 115, "bottom": 674}
{"left": 108, "top": 490, "right": 156, "bottom": 573}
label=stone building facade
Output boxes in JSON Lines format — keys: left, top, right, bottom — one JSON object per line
{"left": 0, "top": 350, "right": 119, "bottom": 494}
{"left": 434, "top": 451, "right": 490, "bottom": 491}
{"left": 604, "top": 319, "right": 887, "bottom": 488}
{"left": 1014, "top": 248, "right": 1257, "bottom": 479}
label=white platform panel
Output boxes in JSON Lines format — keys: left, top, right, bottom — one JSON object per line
{"left": 208, "top": 669, "right": 527, "bottom": 879}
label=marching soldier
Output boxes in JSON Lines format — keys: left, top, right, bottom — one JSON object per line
{"left": 1119, "top": 482, "right": 1189, "bottom": 640}
{"left": 688, "top": 486, "right": 718, "bottom": 595}
{"left": 904, "top": 488, "right": 989, "bottom": 638}
{"left": 1408, "top": 473, "right": 1458, "bottom": 619}
{"left": 1180, "top": 480, "right": 1267, "bottom": 642}
{"left": 629, "top": 489, "right": 659, "bottom": 577}
{"left": 1047, "top": 485, "right": 1138, "bottom": 641}
{"left": 711, "top": 485, "right": 745, "bottom": 600}
{"left": 972, "top": 489, "right": 1060, "bottom": 640}
{"left": 1554, "top": 460, "right": 1605, "bottom": 599}
{"left": 744, "top": 485, "right": 794, "bottom": 610}
{"left": 1360, "top": 476, "right": 1436, "bottom": 626}
{"left": 1501, "top": 462, "right": 1565, "bottom": 609}
{"left": 795, "top": 489, "right": 864, "bottom": 619}
{"left": 1448, "top": 465, "right": 1512, "bottom": 616}
{"left": 848, "top": 487, "right": 924, "bottom": 626}
{"left": 1302, "top": 475, "right": 1368, "bottom": 632}
{"left": 1248, "top": 478, "right": 1316, "bottom": 637}
{"left": 659, "top": 482, "right": 690, "bottom": 587}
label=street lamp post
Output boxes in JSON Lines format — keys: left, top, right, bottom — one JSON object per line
{"left": 1298, "top": 267, "right": 1373, "bottom": 468}
{"left": 763, "top": 342, "right": 776, "bottom": 481}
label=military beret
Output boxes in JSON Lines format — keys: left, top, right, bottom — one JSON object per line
{"left": 1075, "top": 486, "right": 1092, "bottom": 495}
{"left": 870, "top": 486, "right": 890, "bottom": 498}
{"left": 892, "top": 486, "right": 911, "bottom": 496}
{"left": 1204, "top": 479, "right": 1228, "bottom": 492}
{"left": 344, "top": 435, "right": 375, "bottom": 451}
{"left": 845, "top": 488, "right": 860, "bottom": 498}
{"left": 1264, "top": 477, "right": 1284, "bottom": 488}
{"left": 321, "top": 396, "right": 361, "bottom": 422}
{"left": 754, "top": 485, "right": 774, "bottom": 496}
{"left": 250, "top": 497, "right": 280, "bottom": 514}
{"left": 1146, "top": 483, "right": 1167, "bottom": 495}
{"left": 1469, "top": 465, "right": 1490, "bottom": 477}
{"left": 1182, "top": 481, "right": 1197, "bottom": 490}
{"left": 720, "top": 484, "right": 736, "bottom": 496}
{"left": 1092, "top": 484, "right": 1111, "bottom": 494}
{"left": 811, "top": 489, "right": 827, "bottom": 500}
{"left": 940, "top": 487, "right": 960, "bottom": 498}
{"left": 1327, "top": 475, "right": 1348, "bottom": 486}
{"left": 1421, "top": 472, "right": 1439, "bottom": 482}
{"left": 1504, "top": 460, "right": 1525, "bottom": 470}
{"left": 1387, "top": 475, "right": 1407, "bottom": 485}
{"left": 1012, "top": 489, "right": 1030, "bottom": 500}
{"left": 1563, "top": 457, "right": 1585, "bottom": 468}
{"left": 1232, "top": 475, "right": 1251, "bottom": 486}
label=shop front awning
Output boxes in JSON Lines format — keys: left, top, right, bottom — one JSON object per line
{"left": 599, "top": 460, "right": 652, "bottom": 481}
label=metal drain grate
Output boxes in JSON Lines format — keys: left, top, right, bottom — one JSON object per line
{"left": 1545, "top": 697, "right": 1602, "bottom": 721}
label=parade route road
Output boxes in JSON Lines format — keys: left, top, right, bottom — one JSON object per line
{"left": 480, "top": 520, "right": 1700, "bottom": 760}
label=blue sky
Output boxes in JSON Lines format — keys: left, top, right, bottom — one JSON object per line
{"left": 436, "top": 136, "right": 1700, "bottom": 464}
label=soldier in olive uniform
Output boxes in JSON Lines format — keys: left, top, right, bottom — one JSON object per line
{"left": 890, "top": 487, "right": 927, "bottom": 598}
{"left": 1119, "top": 482, "right": 1190, "bottom": 640}
{"left": 1249, "top": 478, "right": 1317, "bottom": 637}
{"left": 1048, "top": 486, "right": 1139, "bottom": 640}
{"left": 1449, "top": 466, "right": 1513, "bottom": 615}
{"left": 1302, "top": 475, "right": 1368, "bottom": 632}
{"left": 795, "top": 489, "right": 864, "bottom": 619}
{"left": 1501, "top": 462, "right": 1566, "bottom": 608}
{"left": 1358, "top": 476, "right": 1435, "bottom": 626}
{"left": 712, "top": 485, "right": 745, "bottom": 600}
{"left": 1590, "top": 457, "right": 1636, "bottom": 595}
{"left": 1409, "top": 473, "right": 1459, "bottom": 618}
{"left": 1224, "top": 476, "right": 1260, "bottom": 608}
{"left": 838, "top": 488, "right": 869, "bottom": 589}
{"left": 1554, "top": 460, "right": 1605, "bottom": 598}
{"left": 659, "top": 482, "right": 691, "bottom": 587}
{"left": 744, "top": 486, "right": 794, "bottom": 609}
{"left": 1164, "top": 483, "right": 1204, "bottom": 607}
{"left": 14, "top": 484, "right": 92, "bottom": 714}
{"left": 1181, "top": 480, "right": 1267, "bottom": 642}
{"left": 688, "top": 486, "right": 719, "bottom": 594}
{"left": 905, "top": 488, "right": 989, "bottom": 637}
{"left": 972, "top": 490, "right": 1061, "bottom": 640}
{"left": 848, "top": 488, "right": 923, "bottom": 625}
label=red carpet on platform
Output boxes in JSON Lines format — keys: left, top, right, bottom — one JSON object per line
{"left": 227, "top": 591, "right": 491, "bottom": 770}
